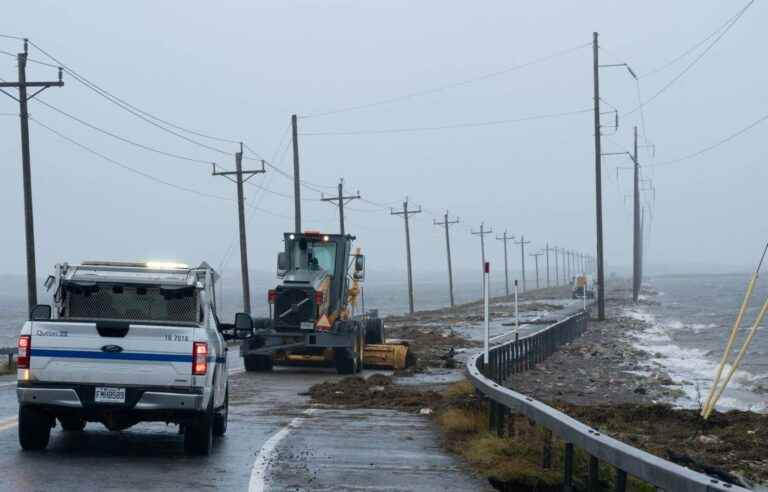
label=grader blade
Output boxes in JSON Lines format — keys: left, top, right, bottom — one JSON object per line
{"left": 363, "top": 343, "right": 409, "bottom": 370}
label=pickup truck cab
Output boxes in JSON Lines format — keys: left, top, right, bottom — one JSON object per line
{"left": 17, "top": 261, "right": 229, "bottom": 455}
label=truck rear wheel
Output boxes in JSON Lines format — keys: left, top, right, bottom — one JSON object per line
{"left": 244, "top": 354, "right": 273, "bottom": 372}
{"left": 364, "top": 318, "right": 385, "bottom": 345}
{"left": 213, "top": 386, "right": 228, "bottom": 437}
{"left": 19, "top": 406, "right": 52, "bottom": 451}
{"left": 184, "top": 402, "right": 213, "bottom": 455}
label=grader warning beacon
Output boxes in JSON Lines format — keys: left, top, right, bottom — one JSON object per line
{"left": 235, "top": 231, "right": 408, "bottom": 374}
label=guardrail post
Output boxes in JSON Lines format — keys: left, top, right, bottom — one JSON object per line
{"left": 496, "top": 405, "right": 506, "bottom": 437}
{"left": 488, "top": 400, "right": 497, "bottom": 433}
{"left": 563, "top": 442, "right": 574, "bottom": 492}
{"left": 542, "top": 428, "right": 553, "bottom": 468}
{"left": 588, "top": 455, "right": 600, "bottom": 492}
{"left": 614, "top": 468, "right": 627, "bottom": 492}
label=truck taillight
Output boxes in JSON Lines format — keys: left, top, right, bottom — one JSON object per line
{"left": 314, "top": 290, "right": 324, "bottom": 305}
{"left": 192, "top": 342, "right": 208, "bottom": 375}
{"left": 17, "top": 335, "right": 31, "bottom": 369}
{"left": 268, "top": 289, "right": 277, "bottom": 304}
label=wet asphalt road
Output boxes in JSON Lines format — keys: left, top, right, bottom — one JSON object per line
{"left": 0, "top": 301, "right": 585, "bottom": 491}
{"left": 0, "top": 347, "right": 490, "bottom": 491}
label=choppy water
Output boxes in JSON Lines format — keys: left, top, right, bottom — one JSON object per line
{"left": 627, "top": 274, "right": 768, "bottom": 413}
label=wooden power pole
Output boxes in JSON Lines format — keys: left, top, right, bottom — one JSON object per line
{"left": 514, "top": 235, "right": 531, "bottom": 292}
{"left": 593, "top": 31, "right": 606, "bottom": 320}
{"left": 496, "top": 231, "right": 515, "bottom": 297}
{"left": 632, "top": 126, "right": 641, "bottom": 303}
{"left": 434, "top": 212, "right": 459, "bottom": 308}
{"left": 212, "top": 144, "right": 265, "bottom": 314}
{"left": 0, "top": 40, "right": 63, "bottom": 313}
{"left": 391, "top": 199, "right": 421, "bottom": 314}
{"left": 321, "top": 178, "right": 360, "bottom": 236}
{"left": 291, "top": 114, "right": 302, "bottom": 233}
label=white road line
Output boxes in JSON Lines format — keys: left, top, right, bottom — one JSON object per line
{"left": 0, "top": 381, "right": 16, "bottom": 389}
{"left": 248, "top": 408, "right": 316, "bottom": 492}
{"left": 0, "top": 416, "right": 17, "bottom": 432}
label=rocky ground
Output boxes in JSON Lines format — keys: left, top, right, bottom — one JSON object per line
{"left": 310, "top": 283, "right": 768, "bottom": 490}
{"left": 508, "top": 295, "right": 684, "bottom": 405}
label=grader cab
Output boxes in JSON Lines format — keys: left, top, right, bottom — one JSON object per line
{"left": 238, "top": 231, "right": 408, "bottom": 374}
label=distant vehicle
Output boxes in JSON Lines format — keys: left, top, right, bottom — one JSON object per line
{"left": 16, "top": 261, "right": 233, "bottom": 455}
{"left": 237, "top": 231, "right": 407, "bottom": 374}
{"left": 572, "top": 274, "right": 595, "bottom": 299}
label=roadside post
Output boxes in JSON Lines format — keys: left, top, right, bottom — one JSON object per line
{"left": 483, "top": 261, "right": 490, "bottom": 366}
{"left": 514, "top": 279, "right": 520, "bottom": 341}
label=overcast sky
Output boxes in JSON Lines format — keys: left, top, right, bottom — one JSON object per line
{"left": 1, "top": 1, "right": 766, "bottom": 288}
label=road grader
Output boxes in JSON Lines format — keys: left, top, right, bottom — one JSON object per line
{"left": 234, "top": 231, "right": 408, "bottom": 374}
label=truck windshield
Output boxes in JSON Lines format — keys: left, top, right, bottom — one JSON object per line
{"left": 308, "top": 242, "right": 336, "bottom": 273}
{"left": 62, "top": 283, "right": 199, "bottom": 324}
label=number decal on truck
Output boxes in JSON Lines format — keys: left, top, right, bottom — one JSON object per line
{"left": 35, "top": 329, "right": 68, "bottom": 337}
{"left": 161, "top": 334, "right": 189, "bottom": 342}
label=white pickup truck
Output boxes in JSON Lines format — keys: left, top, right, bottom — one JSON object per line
{"left": 16, "top": 261, "right": 235, "bottom": 455}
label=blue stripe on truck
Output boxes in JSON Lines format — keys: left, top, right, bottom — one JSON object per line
{"left": 30, "top": 349, "right": 227, "bottom": 363}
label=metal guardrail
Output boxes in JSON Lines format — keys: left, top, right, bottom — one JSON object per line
{"left": 466, "top": 311, "right": 749, "bottom": 492}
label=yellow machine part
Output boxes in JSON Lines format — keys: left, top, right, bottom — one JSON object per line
{"left": 363, "top": 343, "right": 409, "bottom": 370}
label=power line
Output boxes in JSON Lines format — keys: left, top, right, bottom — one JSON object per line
{"left": 300, "top": 108, "right": 592, "bottom": 136}
{"left": 622, "top": 0, "right": 755, "bottom": 117}
{"left": 30, "top": 117, "right": 232, "bottom": 201}
{"left": 32, "top": 97, "right": 217, "bottom": 166}
{"left": 27, "top": 40, "right": 243, "bottom": 146}
{"left": 650, "top": 109, "right": 768, "bottom": 168}
{"left": 638, "top": 2, "right": 756, "bottom": 78}
{"left": 300, "top": 42, "right": 590, "bottom": 119}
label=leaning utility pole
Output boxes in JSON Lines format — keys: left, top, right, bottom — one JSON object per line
{"left": 544, "top": 243, "right": 551, "bottom": 288}
{"left": 496, "top": 230, "right": 515, "bottom": 297}
{"left": 391, "top": 199, "right": 421, "bottom": 314}
{"left": 321, "top": 178, "right": 360, "bottom": 236}
{"left": 530, "top": 252, "right": 543, "bottom": 289}
{"left": 472, "top": 223, "right": 494, "bottom": 297}
{"left": 514, "top": 235, "right": 531, "bottom": 292}
{"left": 291, "top": 114, "right": 302, "bottom": 233}
{"left": 593, "top": 31, "right": 606, "bottom": 320}
{"left": 0, "top": 40, "right": 64, "bottom": 313}
{"left": 212, "top": 144, "right": 265, "bottom": 314}
{"left": 632, "top": 125, "right": 641, "bottom": 303}
{"left": 434, "top": 212, "right": 459, "bottom": 308}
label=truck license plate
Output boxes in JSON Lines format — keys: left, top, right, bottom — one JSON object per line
{"left": 300, "top": 322, "right": 314, "bottom": 331}
{"left": 94, "top": 387, "right": 126, "bottom": 404}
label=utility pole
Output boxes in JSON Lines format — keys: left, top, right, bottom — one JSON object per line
{"left": 291, "top": 114, "right": 302, "bottom": 233}
{"left": 391, "top": 199, "right": 421, "bottom": 314}
{"left": 553, "top": 246, "right": 560, "bottom": 286}
{"left": 544, "top": 243, "right": 551, "bottom": 288}
{"left": 496, "top": 231, "right": 515, "bottom": 297}
{"left": 632, "top": 125, "right": 641, "bottom": 304}
{"left": 434, "top": 212, "right": 460, "bottom": 308}
{"left": 0, "top": 40, "right": 64, "bottom": 313}
{"left": 471, "top": 223, "right": 494, "bottom": 297}
{"left": 514, "top": 235, "right": 531, "bottom": 292}
{"left": 530, "top": 252, "right": 543, "bottom": 289}
{"left": 321, "top": 178, "right": 360, "bottom": 236}
{"left": 593, "top": 31, "right": 606, "bottom": 320}
{"left": 562, "top": 248, "right": 569, "bottom": 284}
{"left": 212, "top": 144, "right": 265, "bottom": 314}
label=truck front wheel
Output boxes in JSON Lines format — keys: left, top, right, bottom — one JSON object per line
{"left": 19, "top": 406, "right": 52, "bottom": 451}
{"left": 244, "top": 354, "right": 273, "bottom": 372}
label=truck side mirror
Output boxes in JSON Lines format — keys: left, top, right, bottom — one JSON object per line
{"left": 43, "top": 275, "right": 55, "bottom": 291}
{"left": 353, "top": 255, "right": 365, "bottom": 281}
{"left": 277, "top": 252, "right": 289, "bottom": 277}
{"left": 234, "top": 312, "right": 253, "bottom": 338}
{"left": 30, "top": 304, "right": 52, "bottom": 321}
